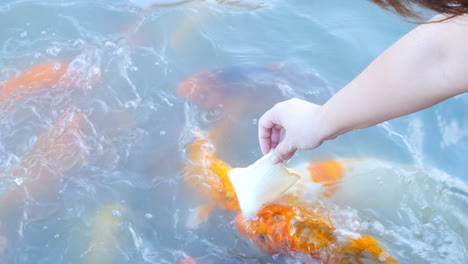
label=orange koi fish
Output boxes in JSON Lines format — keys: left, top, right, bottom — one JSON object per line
{"left": 183, "top": 135, "right": 398, "bottom": 264}
{"left": 184, "top": 136, "right": 343, "bottom": 211}
{"left": 16, "top": 111, "right": 93, "bottom": 175}
{"left": 0, "top": 111, "right": 94, "bottom": 215}
{"left": 235, "top": 205, "right": 398, "bottom": 264}
{"left": 177, "top": 257, "right": 197, "bottom": 264}
{"left": 0, "top": 62, "right": 89, "bottom": 104}
{"left": 184, "top": 136, "right": 239, "bottom": 211}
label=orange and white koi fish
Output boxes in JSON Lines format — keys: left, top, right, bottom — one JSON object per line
{"left": 183, "top": 135, "right": 398, "bottom": 264}
{"left": 184, "top": 136, "right": 239, "bottom": 211}
{"left": 184, "top": 135, "right": 344, "bottom": 211}
{"left": 235, "top": 205, "right": 397, "bottom": 264}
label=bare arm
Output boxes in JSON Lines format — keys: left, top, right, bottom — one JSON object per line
{"left": 320, "top": 14, "right": 468, "bottom": 137}
{"left": 259, "top": 15, "right": 468, "bottom": 163}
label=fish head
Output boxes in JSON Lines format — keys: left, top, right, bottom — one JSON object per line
{"left": 184, "top": 136, "right": 239, "bottom": 211}
{"left": 176, "top": 71, "right": 225, "bottom": 109}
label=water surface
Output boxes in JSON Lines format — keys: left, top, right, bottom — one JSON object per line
{"left": 0, "top": 0, "right": 467, "bottom": 263}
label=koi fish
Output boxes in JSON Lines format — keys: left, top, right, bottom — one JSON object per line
{"left": 84, "top": 203, "right": 127, "bottom": 264}
{"left": 0, "top": 111, "right": 94, "bottom": 215}
{"left": 0, "top": 111, "right": 94, "bottom": 259}
{"left": 177, "top": 257, "right": 197, "bottom": 264}
{"left": 177, "top": 65, "right": 325, "bottom": 110}
{"left": 235, "top": 205, "right": 398, "bottom": 264}
{"left": 177, "top": 65, "right": 329, "bottom": 151}
{"left": 16, "top": 111, "right": 93, "bottom": 176}
{"left": 184, "top": 136, "right": 239, "bottom": 211}
{"left": 183, "top": 135, "right": 398, "bottom": 263}
{"left": 1, "top": 62, "right": 72, "bottom": 104}
{"left": 184, "top": 135, "right": 343, "bottom": 211}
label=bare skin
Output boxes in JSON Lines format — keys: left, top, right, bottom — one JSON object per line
{"left": 259, "top": 14, "right": 468, "bottom": 163}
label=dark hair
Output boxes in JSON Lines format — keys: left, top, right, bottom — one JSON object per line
{"left": 369, "top": 0, "right": 468, "bottom": 20}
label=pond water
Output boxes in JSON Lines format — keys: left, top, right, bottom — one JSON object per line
{"left": 0, "top": 0, "right": 467, "bottom": 263}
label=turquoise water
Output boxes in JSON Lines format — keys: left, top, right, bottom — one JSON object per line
{"left": 0, "top": 0, "right": 466, "bottom": 263}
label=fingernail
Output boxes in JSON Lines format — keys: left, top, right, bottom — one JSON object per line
{"left": 270, "top": 155, "right": 281, "bottom": 164}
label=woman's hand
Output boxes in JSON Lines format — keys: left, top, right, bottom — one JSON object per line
{"left": 258, "top": 98, "right": 335, "bottom": 164}
{"left": 259, "top": 15, "right": 468, "bottom": 165}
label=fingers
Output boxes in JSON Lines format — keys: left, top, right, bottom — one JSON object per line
{"left": 258, "top": 109, "right": 282, "bottom": 154}
{"left": 284, "top": 150, "right": 295, "bottom": 160}
{"left": 271, "top": 138, "right": 296, "bottom": 164}
{"left": 258, "top": 124, "right": 272, "bottom": 155}
{"left": 270, "top": 125, "right": 282, "bottom": 150}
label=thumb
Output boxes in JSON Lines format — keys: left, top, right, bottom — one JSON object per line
{"left": 271, "top": 138, "right": 296, "bottom": 164}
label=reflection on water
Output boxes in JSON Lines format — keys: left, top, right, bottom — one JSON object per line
{"left": 0, "top": 0, "right": 467, "bottom": 263}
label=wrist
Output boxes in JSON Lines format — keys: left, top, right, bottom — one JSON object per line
{"left": 315, "top": 105, "right": 340, "bottom": 141}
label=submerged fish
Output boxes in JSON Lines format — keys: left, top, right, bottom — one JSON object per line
{"left": 183, "top": 135, "right": 397, "bottom": 263}
{"left": 1, "top": 62, "right": 73, "bottom": 104}
{"left": 184, "top": 136, "right": 239, "bottom": 211}
{"left": 0, "top": 111, "right": 94, "bottom": 215}
{"left": 0, "top": 111, "right": 94, "bottom": 259}
{"left": 177, "top": 257, "right": 197, "bottom": 264}
{"left": 84, "top": 203, "right": 127, "bottom": 264}
{"left": 177, "top": 65, "right": 329, "bottom": 151}
{"left": 177, "top": 64, "right": 327, "bottom": 110}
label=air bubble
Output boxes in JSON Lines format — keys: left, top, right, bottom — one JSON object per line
{"left": 104, "top": 40, "right": 116, "bottom": 48}
{"left": 378, "top": 251, "right": 391, "bottom": 261}
{"left": 125, "top": 101, "right": 138, "bottom": 109}
{"left": 53, "top": 63, "right": 62, "bottom": 71}
{"left": 14, "top": 178, "right": 23, "bottom": 185}
{"left": 112, "top": 210, "right": 121, "bottom": 217}
{"left": 73, "top": 39, "right": 85, "bottom": 47}
{"left": 47, "top": 47, "right": 61, "bottom": 56}
{"left": 144, "top": 213, "right": 153, "bottom": 219}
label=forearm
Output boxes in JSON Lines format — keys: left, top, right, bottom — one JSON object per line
{"left": 320, "top": 15, "right": 468, "bottom": 138}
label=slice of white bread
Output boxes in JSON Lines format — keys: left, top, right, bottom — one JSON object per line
{"left": 228, "top": 152, "right": 300, "bottom": 218}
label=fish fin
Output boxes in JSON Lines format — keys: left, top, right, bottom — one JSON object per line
{"left": 308, "top": 160, "right": 344, "bottom": 186}
{"left": 186, "top": 204, "right": 214, "bottom": 229}
{"left": 308, "top": 160, "right": 345, "bottom": 197}
{"left": 344, "top": 234, "right": 399, "bottom": 264}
